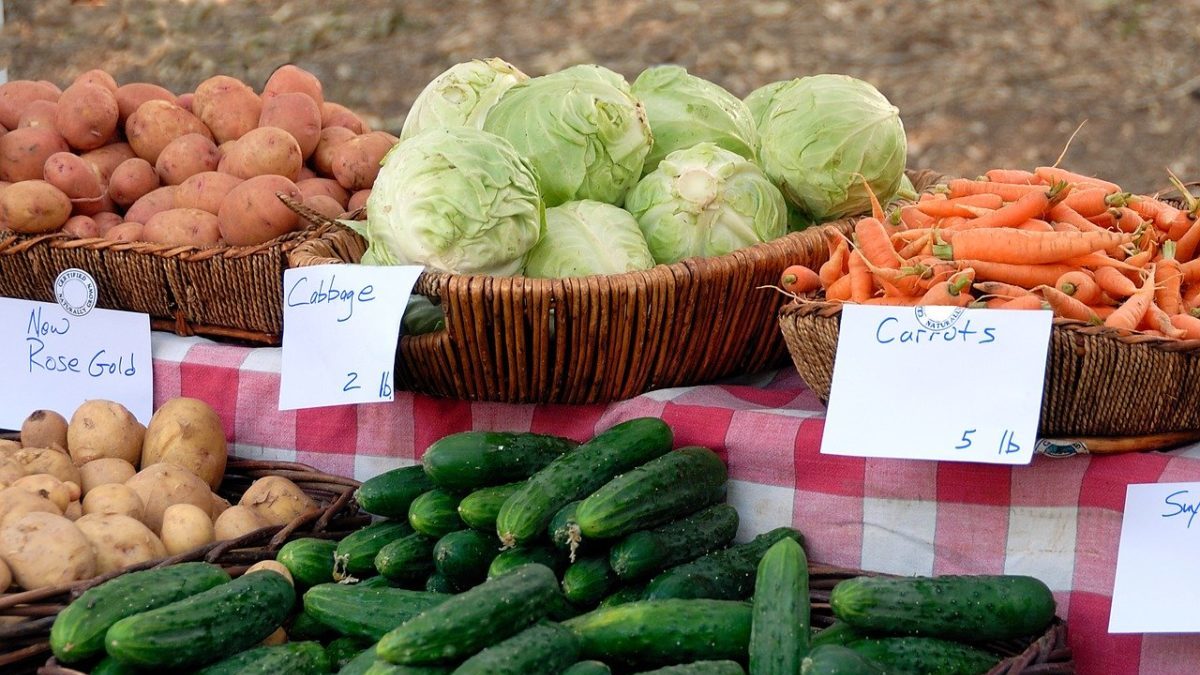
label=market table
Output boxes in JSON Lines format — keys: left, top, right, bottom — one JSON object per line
{"left": 150, "top": 331, "right": 1200, "bottom": 675}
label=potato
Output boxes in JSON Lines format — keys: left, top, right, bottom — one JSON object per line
{"left": 20, "top": 409, "right": 68, "bottom": 450}
{"left": 175, "top": 92, "right": 194, "bottom": 112}
{"left": 124, "top": 185, "right": 177, "bottom": 225}
{"left": 63, "top": 215, "right": 100, "bottom": 238}
{"left": 302, "top": 194, "right": 343, "bottom": 220}
{"left": 0, "top": 80, "right": 60, "bottom": 130}
{"left": 217, "top": 175, "right": 302, "bottom": 246}
{"left": 210, "top": 492, "right": 231, "bottom": 518}
{"left": 245, "top": 559, "right": 293, "bottom": 586}
{"left": 124, "top": 463, "right": 211, "bottom": 534}
{"left": 312, "top": 126, "right": 354, "bottom": 176}
{"left": 0, "top": 458, "right": 23, "bottom": 488}
{"left": 104, "top": 222, "right": 144, "bottom": 242}
{"left": 142, "top": 397, "right": 229, "bottom": 490}
{"left": 155, "top": 133, "right": 219, "bottom": 185}
{"left": 12, "top": 447, "right": 82, "bottom": 487}
{"left": 321, "top": 102, "right": 368, "bottom": 134}
{"left": 82, "top": 483, "right": 144, "bottom": 521}
{"left": 18, "top": 99, "right": 57, "bottom": 129}
{"left": 0, "top": 486, "right": 62, "bottom": 529}
{"left": 79, "top": 457, "right": 136, "bottom": 493}
{"left": 11, "top": 474, "right": 71, "bottom": 511}
{"left": 221, "top": 126, "right": 303, "bottom": 180}
{"left": 125, "top": 100, "right": 212, "bottom": 164}
{"left": 142, "top": 208, "right": 222, "bottom": 247}
{"left": 72, "top": 69, "right": 119, "bottom": 95}
{"left": 0, "top": 439, "right": 20, "bottom": 454}
{"left": 0, "top": 511, "right": 95, "bottom": 590}
{"left": 115, "top": 82, "right": 175, "bottom": 123}
{"left": 259, "top": 92, "right": 322, "bottom": 159}
{"left": 239, "top": 476, "right": 316, "bottom": 526}
{"left": 175, "top": 171, "right": 242, "bottom": 215}
{"left": 159, "top": 503, "right": 214, "bottom": 555}
{"left": 260, "top": 626, "right": 288, "bottom": 647}
{"left": 108, "top": 157, "right": 160, "bottom": 207}
{"left": 213, "top": 505, "right": 267, "bottom": 541}
{"left": 75, "top": 513, "right": 166, "bottom": 574}
{"left": 80, "top": 142, "right": 135, "bottom": 182}
{"left": 263, "top": 65, "right": 324, "bottom": 108}
{"left": 0, "top": 127, "right": 70, "bottom": 182}
{"left": 68, "top": 399, "right": 145, "bottom": 466}
{"left": 73, "top": 191, "right": 117, "bottom": 218}
{"left": 348, "top": 189, "right": 371, "bottom": 213}
{"left": 296, "top": 177, "right": 349, "bottom": 206}
{"left": 194, "top": 76, "right": 261, "bottom": 144}
{"left": 331, "top": 132, "right": 394, "bottom": 190}
{"left": 63, "top": 500, "right": 81, "bottom": 520}
{"left": 0, "top": 556, "right": 10, "bottom": 593}
{"left": 0, "top": 180, "right": 72, "bottom": 233}
{"left": 56, "top": 82, "right": 120, "bottom": 151}
{"left": 64, "top": 481, "right": 82, "bottom": 501}
{"left": 43, "top": 151, "right": 104, "bottom": 201}
{"left": 93, "top": 211, "right": 123, "bottom": 234}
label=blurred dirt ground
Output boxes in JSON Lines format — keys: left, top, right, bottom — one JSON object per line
{"left": 6, "top": 0, "right": 1199, "bottom": 193}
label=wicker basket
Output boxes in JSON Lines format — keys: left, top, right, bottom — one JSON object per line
{"left": 780, "top": 301, "right": 1200, "bottom": 451}
{"left": 0, "top": 458, "right": 366, "bottom": 673}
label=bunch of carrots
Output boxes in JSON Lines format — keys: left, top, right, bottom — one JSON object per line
{"left": 779, "top": 166, "right": 1200, "bottom": 339}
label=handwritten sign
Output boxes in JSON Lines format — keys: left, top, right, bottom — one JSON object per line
{"left": 279, "top": 263, "right": 422, "bottom": 410}
{"left": 820, "top": 305, "right": 1052, "bottom": 465}
{"left": 1110, "top": 482, "right": 1200, "bottom": 633}
{"left": 0, "top": 297, "right": 152, "bottom": 427}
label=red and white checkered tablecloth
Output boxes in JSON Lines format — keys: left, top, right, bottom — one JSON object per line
{"left": 151, "top": 332, "right": 1200, "bottom": 674}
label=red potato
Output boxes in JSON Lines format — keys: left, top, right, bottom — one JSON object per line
{"left": 175, "top": 171, "right": 243, "bottom": 215}
{"left": 321, "top": 102, "right": 368, "bottom": 133}
{"left": 331, "top": 132, "right": 395, "bottom": 190}
{"left": 259, "top": 92, "right": 321, "bottom": 159}
{"left": 105, "top": 222, "right": 144, "bottom": 242}
{"left": 80, "top": 142, "right": 135, "bottom": 183}
{"left": 0, "top": 81, "right": 60, "bottom": 130}
{"left": 43, "top": 152, "right": 104, "bottom": 201}
{"left": 115, "top": 82, "right": 175, "bottom": 123}
{"left": 62, "top": 215, "right": 100, "bottom": 238}
{"left": 192, "top": 76, "right": 248, "bottom": 119}
{"left": 0, "top": 127, "right": 70, "bottom": 182}
{"left": 302, "top": 194, "right": 343, "bottom": 220}
{"left": 72, "top": 192, "right": 117, "bottom": 218}
{"left": 221, "top": 126, "right": 302, "bottom": 180}
{"left": 217, "top": 175, "right": 302, "bottom": 245}
{"left": 93, "top": 211, "right": 123, "bottom": 234}
{"left": 125, "top": 100, "right": 212, "bottom": 164}
{"left": 108, "top": 157, "right": 160, "bottom": 208}
{"left": 18, "top": 100, "right": 57, "bottom": 130}
{"left": 193, "top": 76, "right": 260, "bottom": 144}
{"left": 296, "top": 177, "right": 349, "bottom": 206}
{"left": 0, "top": 180, "right": 72, "bottom": 233}
{"left": 175, "top": 92, "right": 194, "bottom": 112}
{"left": 262, "top": 64, "right": 324, "bottom": 108}
{"left": 55, "top": 83, "right": 120, "bottom": 151}
{"left": 296, "top": 165, "right": 316, "bottom": 181}
{"left": 312, "top": 126, "right": 355, "bottom": 176}
{"left": 72, "top": 69, "right": 119, "bottom": 94}
{"left": 124, "top": 185, "right": 178, "bottom": 225}
{"left": 155, "top": 133, "right": 219, "bottom": 185}
{"left": 142, "top": 208, "right": 222, "bottom": 247}
{"left": 348, "top": 189, "right": 371, "bottom": 212}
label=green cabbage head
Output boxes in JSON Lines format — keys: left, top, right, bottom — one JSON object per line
{"left": 624, "top": 142, "right": 787, "bottom": 264}
{"left": 631, "top": 65, "right": 758, "bottom": 175}
{"left": 524, "top": 200, "right": 655, "bottom": 278}
{"left": 483, "top": 75, "right": 652, "bottom": 207}
{"left": 743, "top": 79, "right": 793, "bottom": 129}
{"left": 541, "top": 64, "right": 631, "bottom": 93}
{"left": 757, "top": 74, "right": 907, "bottom": 222}
{"left": 400, "top": 58, "right": 528, "bottom": 141}
{"left": 360, "top": 126, "right": 544, "bottom": 276}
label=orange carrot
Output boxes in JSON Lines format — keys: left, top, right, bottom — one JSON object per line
{"left": 1089, "top": 304, "right": 1116, "bottom": 319}
{"left": 855, "top": 217, "right": 901, "bottom": 269}
{"left": 1034, "top": 166, "right": 1120, "bottom": 193}
{"left": 781, "top": 265, "right": 821, "bottom": 295}
{"left": 1062, "top": 188, "right": 1124, "bottom": 217}
{"left": 1038, "top": 285, "right": 1099, "bottom": 323}
{"left": 958, "top": 260, "right": 1077, "bottom": 288}
{"left": 984, "top": 169, "right": 1044, "bottom": 185}
{"left": 1175, "top": 217, "right": 1200, "bottom": 263}
{"left": 920, "top": 270, "right": 975, "bottom": 306}
{"left": 1094, "top": 266, "right": 1139, "bottom": 298}
{"left": 1056, "top": 270, "right": 1101, "bottom": 304}
{"left": 953, "top": 186, "right": 1061, "bottom": 231}
{"left": 1155, "top": 241, "right": 1184, "bottom": 315}
{"left": 946, "top": 179, "right": 1046, "bottom": 200}
{"left": 1016, "top": 219, "right": 1054, "bottom": 232}
{"left": 1052, "top": 221, "right": 1080, "bottom": 233}
{"left": 1048, "top": 203, "right": 1111, "bottom": 233}
{"left": 1185, "top": 284, "right": 1200, "bottom": 311}
{"left": 1104, "top": 267, "right": 1156, "bottom": 330}
{"left": 1182, "top": 258, "right": 1200, "bottom": 284}
{"left": 863, "top": 296, "right": 922, "bottom": 306}
{"left": 897, "top": 233, "right": 932, "bottom": 260}
{"left": 996, "top": 295, "right": 1050, "bottom": 310}
{"left": 857, "top": 173, "right": 885, "bottom": 222}
{"left": 936, "top": 229, "right": 1132, "bottom": 265}
{"left": 819, "top": 239, "right": 849, "bottom": 288}
{"left": 1170, "top": 313, "right": 1200, "bottom": 339}
{"left": 848, "top": 250, "right": 872, "bottom": 303}
{"left": 973, "top": 281, "right": 1032, "bottom": 298}
{"left": 1061, "top": 251, "right": 1140, "bottom": 271}
{"left": 1127, "top": 196, "right": 1185, "bottom": 233}
{"left": 826, "top": 273, "right": 852, "bottom": 301}
{"left": 1124, "top": 249, "right": 1155, "bottom": 268}
{"left": 915, "top": 193, "right": 1004, "bottom": 218}
{"left": 899, "top": 205, "right": 936, "bottom": 229}
{"left": 1147, "top": 303, "right": 1188, "bottom": 339}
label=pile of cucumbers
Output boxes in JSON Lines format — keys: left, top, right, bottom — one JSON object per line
{"left": 45, "top": 417, "right": 1059, "bottom": 674}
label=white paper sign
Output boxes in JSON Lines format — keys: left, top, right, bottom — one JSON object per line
{"left": 279, "top": 264, "right": 422, "bottom": 410}
{"left": 1110, "top": 482, "right": 1200, "bottom": 633}
{"left": 821, "top": 305, "right": 1052, "bottom": 465}
{"left": 0, "top": 297, "right": 153, "bottom": 427}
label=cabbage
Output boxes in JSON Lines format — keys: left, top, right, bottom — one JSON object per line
{"left": 631, "top": 65, "right": 758, "bottom": 175}
{"left": 524, "top": 200, "right": 654, "bottom": 278}
{"left": 743, "top": 79, "right": 793, "bottom": 129}
{"left": 624, "top": 142, "right": 788, "bottom": 264}
{"left": 483, "top": 75, "right": 652, "bottom": 207}
{"left": 399, "top": 58, "right": 528, "bottom": 141}
{"left": 360, "top": 126, "right": 544, "bottom": 276}
{"left": 757, "top": 74, "right": 907, "bottom": 221}
{"left": 541, "top": 64, "right": 631, "bottom": 93}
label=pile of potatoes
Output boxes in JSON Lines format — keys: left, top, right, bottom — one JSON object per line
{"left": 0, "top": 66, "right": 392, "bottom": 247}
{"left": 0, "top": 397, "right": 318, "bottom": 594}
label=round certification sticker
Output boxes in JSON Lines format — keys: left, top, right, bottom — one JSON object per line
{"left": 54, "top": 268, "right": 98, "bottom": 317}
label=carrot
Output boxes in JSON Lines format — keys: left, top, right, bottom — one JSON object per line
{"left": 819, "top": 239, "right": 849, "bottom": 288}
{"left": 946, "top": 179, "right": 1046, "bottom": 200}
{"left": 781, "top": 265, "right": 821, "bottom": 295}
{"left": 1104, "top": 267, "right": 1156, "bottom": 330}
{"left": 973, "top": 281, "right": 1033, "bottom": 298}
{"left": 896, "top": 232, "right": 932, "bottom": 260}
{"left": 856, "top": 173, "right": 885, "bottom": 222}
{"left": 1038, "top": 285, "right": 1099, "bottom": 323}
{"left": 1089, "top": 304, "right": 1116, "bottom": 319}
{"left": 1056, "top": 270, "right": 1101, "bottom": 304}
{"left": 1062, "top": 188, "right": 1120, "bottom": 217}
{"left": 854, "top": 217, "right": 901, "bottom": 268}
{"left": 1052, "top": 221, "right": 1080, "bottom": 233}
{"left": 957, "top": 260, "right": 1077, "bottom": 288}
{"left": 1169, "top": 312, "right": 1200, "bottom": 339}
{"left": 899, "top": 205, "right": 936, "bottom": 229}
{"left": 1034, "top": 166, "right": 1121, "bottom": 193}
{"left": 1185, "top": 284, "right": 1200, "bottom": 311}
{"left": 1175, "top": 217, "right": 1200, "bottom": 263}
{"left": 914, "top": 193, "right": 1004, "bottom": 218}
{"left": 1155, "top": 241, "right": 1184, "bottom": 315}
{"left": 1094, "top": 265, "right": 1139, "bottom": 298}
{"left": 863, "top": 296, "right": 922, "bottom": 306}
{"left": 996, "top": 295, "right": 1050, "bottom": 310}
{"left": 952, "top": 186, "right": 1062, "bottom": 231}
{"left": 1048, "top": 203, "right": 1112, "bottom": 233}
{"left": 859, "top": 256, "right": 928, "bottom": 297}
{"left": 1182, "top": 259, "right": 1200, "bottom": 284}
{"left": 984, "top": 169, "right": 1044, "bottom": 185}
{"left": 848, "top": 250, "right": 872, "bottom": 303}
{"left": 1061, "top": 251, "right": 1140, "bottom": 271}
{"left": 1109, "top": 207, "right": 1146, "bottom": 234}
{"left": 1016, "top": 219, "right": 1054, "bottom": 232}
{"left": 920, "top": 269, "right": 975, "bottom": 307}
{"left": 1124, "top": 248, "right": 1155, "bottom": 269}
{"left": 1127, "top": 196, "right": 1185, "bottom": 234}
{"left": 826, "top": 273, "right": 852, "bottom": 301}
{"left": 936, "top": 229, "right": 1132, "bottom": 265}
{"left": 1147, "top": 303, "right": 1188, "bottom": 339}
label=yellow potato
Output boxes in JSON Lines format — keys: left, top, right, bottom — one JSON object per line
{"left": 63, "top": 481, "right": 81, "bottom": 501}
{"left": 160, "top": 502, "right": 215, "bottom": 555}
{"left": 79, "top": 457, "right": 136, "bottom": 493}
{"left": 0, "top": 180, "right": 71, "bottom": 233}
{"left": 0, "top": 80, "right": 61, "bottom": 130}
{"left": 108, "top": 157, "right": 160, "bottom": 208}
{"left": 216, "top": 175, "right": 302, "bottom": 246}
{"left": 175, "top": 171, "right": 243, "bottom": 215}
{"left": 0, "top": 511, "right": 95, "bottom": 590}
{"left": 82, "top": 483, "right": 145, "bottom": 521}
{"left": 0, "top": 485, "right": 61, "bottom": 529}
{"left": 20, "top": 409, "right": 68, "bottom": 450}
{"left": 12, "top": 447, "right": 81, "bottom": 486}
{"left": 11, "top": 473, "right": 71, "bottom": 511}
{"left": 142, "top": 397, "right": 229, "bottom": 490}
{"left": 142, "top": 208, "right": 222, "bottom": 247}
{"left": 124, "top": 463, "right": 211, "bottom": 534}
{"left": 221, "top": 126, "right": 303, "bottom": 180}
{"left": 55, "top": 82, "right": 119, "bottom": 151}
{"left": 245, "top": 559, "right": 293, "bottom": 586}
{"left": 0, "top": 556, "right": 10, "bottom": 593}
{"left": 155, "top": 132, "right": 219, "bottom": 185}
{"left": 239, "top": 476, "right": 316, "bottom": 526}
{"left": 0, "top": 439, "right": 20, "bottom": 454}
{"left": 68, "top": 399, "right": 145, "bottom": 466}
{"left": 210, "top": 491, "right": 232, "bottom": 518}
{"left": 125, "top": 99, "right": 212, "bottom": 164}
{"left": 213, "top": 505, "right": 267, "bottom": 541}
{"left": 74, "top": 513, "right": 167, "bottom": 575}
{"left": 0, "top": 457, "right": 23, "bottom": 488}
{"left": 64, "top": 500, "right": 81, "bottom": 520}
{"left": 259, "top": 92, "right": 322, "bottom": 159}
{"left": 123, "top": 185, "right": 177, "bottom": 225}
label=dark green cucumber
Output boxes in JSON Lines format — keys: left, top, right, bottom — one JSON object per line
{"left": 550, "top": 500, "right": 585, "bottom": 553}
{"left": 105, "top": 570, "right": 294, "bottom": 669}
{"left": 339, "top": 643, "right": 379, "bottom": 675}
{"left": 610, "top": 503, "right": 739, "bottom": 580}
{"left": 409, "top": 490, "right": 466, "bottom": 537}
{"left": 458, "top": 481, "right": 524, "bottom": 530}
{"left": 194, "top": 641, "right": 330, "bottom": 675}
{"left": 50, "top": 562, "right": 231, "bottom": 663}
{"left": 630, "top": 662, "right": 745, "bottom": 675}
{"left": 364, "top": 662, "right": 454, "bottom": 674}
{"left": 847, "top": 637, "right": 1000, "bottom": 675}
{"left": 336, "top": 521, "right": 416, "bottom": 579}
{"left": 598, "top": 582, "right": 647, "bottom": 608}
{"left": 434, "top": 529, "right": 502, "bottom": 587}
{"left": 562, "top": 555, "right": 616, "bottom": 607}
{"left": 89, "top": 656, "right": 139, "bottom": 675}
{"left": 360, "top": 574, "right": 401, "bottom": 588}
{"left": 376, "top": 563, "right": 560, "bottom": 665}
{"left": 564, "top": 599, "right": 752, "bottom": 668}
{"left": 749, "top": 538, "right": 810, "bottom": 675}
{"left": 575, "top": 446, "right": 727, "bottom": 539}
{"left": 453, "top": 621, "right": 580, "bottom": 675}
{"left": 810, "top": 621, "right": 867, "bottom": 648}
{"left": 328, "top": 636, "right": 376, "bottom": 671}
{"left": 562, "top": 662, "right": 613, "bottom": 675}
{"left": 303, "top": 583, "right": 451, "bottom": 641}
{"left": 289, "top": 609, "right": 337, "bottom": 641}
{"left": 277, "top": 537, "right": 338, "bottom": 587}
{"left": 422, "top": 431, "right": 577, "bottom": 490}
{"left": 643, "top": 527, "right": 805, "bottom": 600}
{"left": 496, "top": 417, "right": 673, "bottom": 547}
{"left": 800, "top": 645, "right": 885, "bottom": 675}
{"left": 356, "top": 465, "right": 437, "bottom": 518}
{"left": 488, "top": 544, "right": 563, "bottom": 579}
{"left": 425, "top": 573, "right": 460, "bottom": 594}
{"left": 830, "top": 575, "right": 1056, "bottom": 642}
{"left": 375, "top": 532, "right": 439, "bottom": 583}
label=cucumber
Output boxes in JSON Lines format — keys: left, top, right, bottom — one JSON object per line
{"left": 830, "top": 575, "right": 1056, "bottom": 642}
{"left": 550, "top": 500, "right": 585, "bottom": 554}
{"left": 50, "top": 562, "right": 231, "bottom": 663}
{"left": 488, "top": 544, "right": 563, "bottom": 579}
{"left": 452, "top": 621, "right": 580, "bottom": 675}
{"left": 89, "top": 656, "right": 139, "bottom": 675}
{"left": 458, "top": 481, "right": 524, "bottom": 530}
{"left": 376, "top": 532, "right": 439, "bottom": 583}
{"left": 336, "top": 521, "right": 416, "bottom": 579}
{"left": 289, "top": 609, "right": 337, "bottom": 641}
{"left": 545, "top": 587, "right": 586, "bottom": 621}
{"left": 357, "top": 465, "right": 437, "bottom": 518}
{"left": 277, "top": 537, "right": 338, "bottom": 587}
{"left": 562, "top": 662, "right": 613, "bottom": 675}
{"left": 749, "top": 538, "right": 810, "bottom": 675}
{"left": 425, "top": 573, "right": 460, "bottom": 594}
{"left": 562, "top": 555, "right": 616, "bottom": 608}
{"left": 361, "top": 574, "right": 401, "bottom": 588}
{"left": 564, "top": 599, "right": 752, "bottom": 668}
{"left": 194, "top": 641, "right": 330, "bottom": 675}
{"left": 643, "top": 527, "right": 805, "bottom": 601}
{"left": 339, "top": 643, "right": 379, "bottom": 675}
{"left": 104, "top": 570, "right": 295, "bottom": 669}
{"left": 598, "top": 582, "right": 647, "bottom": 608}
{"left": 304, "top": 583, "right": 451, "bottom": 641}
{"left": 422, "top": 431, "right": 577, "bottom": 490}
{"left": 434, "top": 529, "right": 502, "bottom": 587}
{"left": 610, "top": 503, "right": 739, "bottom": 580}
{"left": 376, "top": 563, "right": 560, "bottom": 665}
{"left": 810, "top": 621, "right": 867, "bottom": 648}
{"left": 847, "top": 637, "right": 1000, "bottom": 675}
{"left": 800, "top": 645, "right": 885, "bottom": 675}
{"left": 630, "top": 662, "right": 745, "bottom": 675}
{"left": 496, "top": 417, "right": 673, "bottom": 547}
{"left": 365, "top": 662, "right": 454, "bottom": 674}
{"left": 409, "top": 490, "right": 466, "bottom": 537}
{"left": 328, "top": 636, "right": 376, "bottom": 671}
{"left": 575, "top": 446, "right": 727, "bottom": 539}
